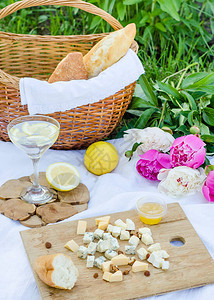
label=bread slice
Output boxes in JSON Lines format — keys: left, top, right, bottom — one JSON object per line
{"left": 83, "top": 23, "right": 136, "bottom": 78}
{"left": 48, "top": 52, "right": 88, "bottom": 83}
{"left": 34, "top": 253, "right": 79, "bottom": 290}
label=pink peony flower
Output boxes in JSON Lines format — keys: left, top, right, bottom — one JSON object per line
{"left": 136, "top": 149, "right": 171, "bottom": 181}
{"left": 202, "top": 170, "right": 214, "bottom": 202}
{"left": 170, "top": 134, "right": 206, "bottom": 169}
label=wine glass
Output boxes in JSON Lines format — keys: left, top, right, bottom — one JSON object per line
{"left": 7, "top": 115, "right": 60, "bottom": 204}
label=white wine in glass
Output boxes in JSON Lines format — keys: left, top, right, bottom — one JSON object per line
{"left": 7, "top": 115, "right": 60, "bottom": 204}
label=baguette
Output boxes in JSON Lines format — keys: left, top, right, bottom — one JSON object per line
{"left": 48, "top": 52, "right": 88, "bottom": 83}
{"left": 83, "top": 23, "right": 136, "bottom": 78}
{"left": 34, "top": 253, "right": 79, "bottom": 290}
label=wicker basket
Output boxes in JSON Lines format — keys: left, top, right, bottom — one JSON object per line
{"left": 0, "top": 0, "right": 138, "bottom": 150}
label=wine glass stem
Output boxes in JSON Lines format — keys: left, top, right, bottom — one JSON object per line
{"left": 32, "top": 158, "right": 41, "bottom": 191}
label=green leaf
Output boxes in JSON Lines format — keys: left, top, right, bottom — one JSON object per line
{"left": 155, "top": 22, "right": 167, "bottom": 32}
{"left": 175, "top": 125, "right": 189, "bottom": 135}
{"left": 129, "top": 97, "right": 155, "bottom": 109}
{"left": 116, "top": 2, "right": 126, "bottom": 21}
{"left": 123, "top": 0, "right": 142, "bottom": 4}
{"left": 157, "top": 81, "right": 181, "bottom": 101}
{"left": 180, "top": 91, "right": 197, "bottom": 110}
{"left": 203, "top": 108, "right": 214, "bottom": 126}
{"left": 134, "top": 108, "right": 157, "bottom": 129}
{"left": 126, "top": 110, "right": 143, "bottom": 117}
{"left": 188, "top": 111, "right": 198, "bottom": 126}
{"left": 89, "top": 16, "right": 102, "bottom": 29}
{"left": 38, "top": 15, "right": 48, "bottom": 23}
{"left": 157, "top": 0, "right": 181, "bottom": 21}
{"left": 139, "top": 75, "right": 158, "bottom": 107}
{"left": 201, "top": 135, "right": 214, "bottom": 143}
{"left": 181, "top": 72, "right": 209, "bottom": 89}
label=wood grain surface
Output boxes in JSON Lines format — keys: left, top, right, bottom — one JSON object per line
{"left": 20, "top": 203, "right": 214, "bottom": 300}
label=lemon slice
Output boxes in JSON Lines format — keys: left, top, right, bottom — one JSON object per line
{"left": 46, "top": 162, "right": 81, "bottom": 191}
{"left": 22, "top": 122, "right": 58, "bottom": 138}
{"left": 9, "top": 127, "right": 25, "bottom": 141}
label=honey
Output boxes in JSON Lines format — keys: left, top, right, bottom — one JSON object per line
{"left": 138, "top": 202, "right": 165, "bottom": 225}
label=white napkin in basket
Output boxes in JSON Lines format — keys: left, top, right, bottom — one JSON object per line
{"left": 20, "top": 49, "right": 145, "bottom": 115}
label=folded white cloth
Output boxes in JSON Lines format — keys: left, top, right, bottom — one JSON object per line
{"left": 20, "top": 49, "right": 144, "bottom": 115}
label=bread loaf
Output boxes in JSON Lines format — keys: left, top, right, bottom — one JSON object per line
{"left": 34, "top": 253, "right": 79, "bottom": 290}
{"left": 83, "top": 23, "right": 136, "bottom": 78}
{"left": 48, "top": 52, "right": 88, "bottom": 83}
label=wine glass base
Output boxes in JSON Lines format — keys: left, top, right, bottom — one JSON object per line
{"left": 20, "top": 185, "right": 53, "bottom": 204}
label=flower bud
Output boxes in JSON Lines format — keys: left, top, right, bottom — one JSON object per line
{"left": 125, "top": 150, "right": 133, "bottom": 159}
{"left": 205, "top": 165, "right": 214, "bottom": 176}
{"left": 190, "top": 126, "right": 200, "bottom": 135}
{"left": 161, "top": 126, "right": 173, "bottom": 135}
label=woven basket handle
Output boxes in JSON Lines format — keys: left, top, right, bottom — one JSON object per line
{"left": 0, "top": 0, "right": 123, "bottom": 30}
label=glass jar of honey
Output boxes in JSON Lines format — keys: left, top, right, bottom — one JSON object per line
{"left": 136, "top": 193, "right": 167, "bottom": 225}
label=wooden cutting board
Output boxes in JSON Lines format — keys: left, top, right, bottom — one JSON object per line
{"left": 20, "top": 203, "right": 214, "bottom": 300}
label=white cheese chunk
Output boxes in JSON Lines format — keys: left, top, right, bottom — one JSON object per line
{"left": 162, "top": 260, "right": 170, "bottom": 270}
{"left": 109, "top": 270, "right": 123, "bottom": 282}
{"left": 114, "top": 219, "right": 127, "bottom": 229}
{"left": 147, "top": 243, "right": 161, "bottom": 253}
{"left": 98, "top": 221, "right": 109, "bottom": 230}
{"left": 111, "top": 254, "right": 129, "bottom": 266}
{"left": 153, "top": 250, "right": 169, "bottom": 258}
{"left": 126, "top": 218, "right": 135, "bottom": 231}
{"left": 77, "top": 245, "right": 88, "bottom": 259}
{"left": 83, "top": 232, "right": 94, "bottom": 244}
{"left": 94, "top": 256, "right": 106, "bottom": 269}
{"left": 77, "top": 220, "right": 87, "bottom": 235}
{"left": 129, "top": 235, "right": 139, "bottom": 247}
{"left": 107, "top": 224, "right": 114, "bottom": 233}
{"left": 120, "top": 230, "right": 130, "bottom": 241}
{"left": 147, "top": 252, "right": 163, "bottom": 268}
{"left": 95, "top": 216, "right": 111, "bottom": 225}
{"left": 86, "top": 255, "right": 95, "bottom": 268}
{"left": 87, "top": 241, "right": 97, "bottom": 255}
{"left": 109, "top": 237, "right": 120, "bottom": 250}
{"left": 137, "top": 247, "right": 148, "bottom": 260}
{"left": 97, "top": 239, "right": 110, "bottom": 253}
{"left": 105, "top": 249, "right": 118, "bottom": 260}
{"left": 103, "top": 232, "right": 112, "bottom": 240}
{"left": 64, "top": 239, "right": 79, "bottom": 252}
{"left": 132, "top": 261, "right": 148, "bottom": 272}
{"left": 103, "top": 271, "right": 112, "bottom": 282}
{"left": 112, "top": 226, "right": 121, "bottom": 238}
{"left": 94, "top": 228, "right": 104, "bottom": 240}
{"left": 139, "top": 227, "right": 152, "bottom": 236}
{"left": 101, "top": 261, "right": 112, "bottom": 272}
{"left": 125, "top": 245, "right": 136, "bottom": 255}
{"left": 141, "top": 233, "right": 154, "bottom": 246}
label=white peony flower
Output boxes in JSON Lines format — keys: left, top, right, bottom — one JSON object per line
{"left": 158, "top": 166, "right": 206, "bottom": 197}
{"left": 123, "top": 127, "right": 175, "bottom": 155}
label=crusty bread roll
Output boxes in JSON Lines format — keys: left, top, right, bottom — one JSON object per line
{"left": 34, "top": 253, "right": 79, "bottom": 290}
{"left": 48, "top": 52, "right": 88, "bottom": 83}
{"left": 83, "top": 23, "right": 136, "bottom": 78}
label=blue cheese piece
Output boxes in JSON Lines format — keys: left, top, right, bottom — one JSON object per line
{"left": 129, "top": 235, "right": 139, "bottom": 247}
{"left": 137, "top": 247, "right": 148, "bottom": 260}
{"left": 147, "top": 243, "right": 161, "bottom": 252}
{"left": 83, "top": 232, "right": 94, "bottom": 244}
{"left": 125, "top": 245, "right": 136, "bottom": 255}
{"left": 86, "top": 255, "right": 95, "bottom": 268}
{"left": 103, "top": 232, "right": 112, "bottom": 240}
{"left": 87, "top": 242, "right": 97, "bottom": 255}
{"left": 141, "top": 233, "right": 154, "bottom": 246}
{"left": 126, "top": 218, "right": 135, "bottom": 231}
{"left": 97, "top": 240, "right": 110, "bottom": 253}
{"left": 139, "top": 227, "right": 152, "bottom": 236}
{"left": 162, "top": 260, "right": 170, "bottom": 270}
{"left": 94, "top": 228, "right": 104, "bottom": 240}
{"left": 107, "top": 224, "right": 114, "bottom": 233}
{"left": 77, "top": 246, "right": 88, "bottom": 259}
{"left": 109, "top": 237, "right": 120, "bottom": 250}
{"left": 120, "top": 230, "right": 130, "bottom": 241}
{"left": 105, "top": 249, "right": 118, "bottom": 260}
{"left": 114, "top": 219, "right": 127, "bottom": 229}
{"left": 94, "top": 256, "right": 106, "bottom": 269}
{"left": 112, "top": 226, "right": 121, "bottom": 238}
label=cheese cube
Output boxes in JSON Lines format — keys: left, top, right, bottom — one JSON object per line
{"left": 97, "top": 240, "right": 110, "bottom": 253}
{"left": 126, "top": 218, "right": 135, "bottom": 231}
{"left": 111, "top": 254, "right": 129, "bottom": 266}
{"left": 109, "top": 237, "right": 119, "bottom": 250}
{"left": 125, "top": 245, "right": 136, "bottom": 255}
{"left": 109, "top": 270, "right": 123, "bottom": 282}
{"left": 139, "top": 227, "right": 152, "bottom": 236}
{"left": 114, "top": 219, "right": 127, "bottom": 229}
{"left": 94, "top": 256, "right": 106, "bottom": 269}
{"left": 112, "top": 226, "right": 121, "bottom": 238}
{"left": 77, "top": 246, "right": 88, "bottom": 259}
{"left": 120, "top": 230, "right": 130, "bottom": 241}
{"left": 141, "top": 233, "right": 154, "bottom": 246}
{"left": 153, "top": 250, "right": 169, "bottom": 259}
{"left": 64, "top": 239, "right": 79, "bottom": 252}
{"left": 132, "top": 261, "right": 148, "bottom": 273}
{"left": 77, "top": 220, "right": 87, "bottom": 235}
{"left": 98, "top": 221, "right": 109, "bottom": 230}
{"left": 147, "top": 243, "right": 161, "bottom": 253}
{"left": 103, "top": 271, "right": 112, "bottom": 282}
{"left": 94, "top": 228, "right": 104, "bottom": 240}
{"left": 107, "top": 224, "right": 114, "bottom": 233}
{"left": 147, "top": 252, "right": 163, "bottom": 268}
{"left": 103, "top": 232, "right": 112, "bottom": 240}
{"left": 137, "top": 247, "right": 148, "bottom": 260}
{"left": 87, "top": 242, "right": 97, "bottom": 255}
{"left": 83, "top": 232, "right": 94, "bottom": 244}
{"left": 95, "top": 216, "right": 111, "bottom": 226}
{"left": 105, "top": 249, "right": 118, "bottom": 260}
{"left": 101, "top": 261, "right": 112, "bottom": 272}
{"left": 86, "top": 255, "right": 95, "bottom": 268}
{"left": 162, "top": 260, "right": 170, "bottom": 270}
{"left": 129, "top": 235, "right": 139, "bottom": 247}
